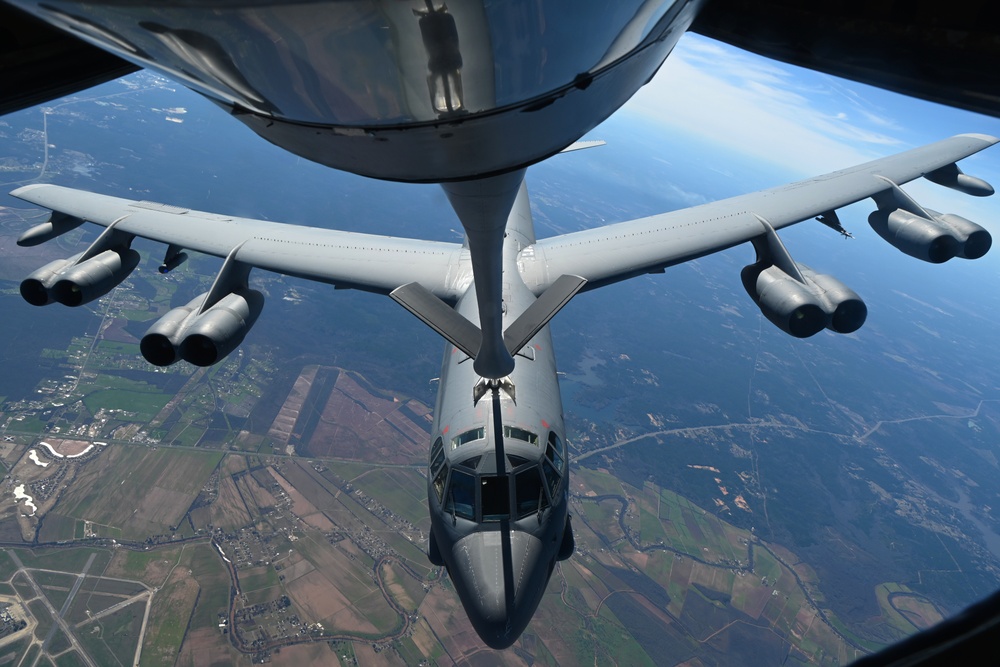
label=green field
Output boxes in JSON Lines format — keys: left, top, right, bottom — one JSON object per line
{"left": 181, "top": 543, "right": 231, "bottom": 630}
{"left": 240, "top": 565, "right": 279, "bottom": 594}
{"left": 82, "top": 389, "right": 171, "bottom": 422}
{"left": 0, "top": 549, "right": 18, "bottom": 581}
{"left": 20, "top": 644, "right": 39, "bottom": 667}
{"left": 576, "top": 467, "right": 627, "bottom": 497}
{"left": 38, "top": 513, "right": 78, "bottom": 542}
{"left": 54, "top": 651, "right": 88, "bottom": 667}
{"left": 47, "top": 628, "right": 71, "bottom": 654}
{"left": 34, "top": 570, "right": 76, "bottom": 611}
{"left": 140, "top": 567, "right": 199, "bottom": 667}
{"left": 11, "top": 547, "right": 112, "bottom": 574}
{"left": 12, "top": 573, "right": 35, "bottom": 601}
{"left": 111, "top": 546, "right": 184, "bottom": 587}
{"left": 77, "top": 601, "right": 144, "bottom": 666}
{"left": 0, "top": 637, "right": 31, "bottom": 667}
{"left": 325, "top": 460, "right": 378, "bottom": 482}
{"left": 29, "top": 599, "right": 53, "bottom": 641}
{"left": 350, "top": 468, "right": 427, "bottom": 526}
{"left": 95, "top": 341, "right": 143, "bottom": 356}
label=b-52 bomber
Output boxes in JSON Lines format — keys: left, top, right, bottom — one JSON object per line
{"left": 4, "top": 0, "right": 1000, "bottom": 652}
{"left": 10, "top": 132, "right": 998, "bottom": 648}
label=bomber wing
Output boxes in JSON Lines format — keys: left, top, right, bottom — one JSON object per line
{"left": 10, "top": 184, "right": 467, "bottom": 299}
{"left": 519, "top": 134, "right": 998, "bottom": 294}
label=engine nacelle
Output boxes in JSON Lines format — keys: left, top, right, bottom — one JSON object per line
{"left": 868, "top": 209, "right": 991, "bottom": 263}
{"left": 17, "top": 212, "right": 85, "bottom": 247}
{"left": 742, "top": 263, "right": 866, "bottom": 338}
{"left": 799, "top": 267, "right": 867, "bottom": 334}
{"left": 140, "top": 289, "right": 264, "bottom": 367}
{"left": 49, "top": 249, "right": 141, "bottom": 306}
{"left": 924, "top": 163, "right": 995, "bottom": 197}
{"left": 933, "top": 213, "right": 992, "bottom": 259}
{"left": 19, "top": 254, "right": 82, "bottom": 306}
{"left": 139, "top": 294, "right": 208, "bottom": 366}
{"left": 180, "top": 290, "right": 265, "bottom": 366}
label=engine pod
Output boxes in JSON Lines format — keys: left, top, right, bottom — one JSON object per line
{"left": 19, "top": 255, "right": 81, "bottom": 306}
{"left": 140, "top": 293, "right": 208, "bottom": 366}
{"left": 798, "top": 267, "right": 867, "bottom": 334}
{"left": 868, "top": 209, "right": 958, "bottom": 263}
{"left": 51, "top": 248, "right": 141, "bottom": 306}
{"left": 934, "top": 213, "right": 992, "bottom": 259}
{"left": 178, "top": 289, "right": 264, "bottom": 367}
{"left": 742, "top": 264, "right": 826, "bottom": 338}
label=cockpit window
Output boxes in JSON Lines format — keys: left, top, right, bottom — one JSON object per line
{"left": 542, "top": 458, "right": 561, "bottom": 497}
{"left": 446, "top": 469, "right": 475, "bottom": 520}
{"left": 481, "top": 476, "right": 510, "bottom": 522}
{"left": 504, "top": 425, "right": 538, "bottom": 445}
{"left": 508, "top": 455, "right": 531, "bottom": 468}
{"left": 515, "top": 466, "right": 549, "bottom": 519}
{"left": 546, "top": 432, "right": 564, "bottom": 471}
{"left": 432, "top": 465, "right": 447, "bottom": 503}
{"left": 452, "top": 427, "right": 485, "bottom": 449}
{"left": 430, "top": 437, "right": 445, "bottom": 473}
{"left": 548, "top": 431, "right": 560, "bottom": 448}
{"left": 457, "top": 456, "right": 481, "bottom": 470}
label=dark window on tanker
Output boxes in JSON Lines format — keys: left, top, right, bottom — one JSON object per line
{"left": 481, "top": 476, "right": 510, "bottom": 522}
{"left": 515, "top": 466, "right": 549, "bottom": 519}
{"left": 446, "top": 469, "right": 475, "bottom": 520}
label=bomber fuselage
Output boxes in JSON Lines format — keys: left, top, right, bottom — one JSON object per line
{"left": 425, "top": 180, "right": 572, "bottom": 649}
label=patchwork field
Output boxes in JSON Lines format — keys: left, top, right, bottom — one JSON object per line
{"left": 55, "top": 447, "right": 223, "bottom": 539}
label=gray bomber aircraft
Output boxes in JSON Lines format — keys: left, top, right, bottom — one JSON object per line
{"left": 9, "top": 133, "right": 999, "bottom": 648}
{"left": 4, "top": 0, "right": 1000, "bottom": 654}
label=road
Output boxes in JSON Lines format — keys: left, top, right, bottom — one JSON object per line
{"left": 572, "top": 399, "right": 1000, "bottom": 465}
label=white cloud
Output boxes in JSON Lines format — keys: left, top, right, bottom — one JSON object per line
{"left": 624, "top": 33, "right": 907, "bottom": 174}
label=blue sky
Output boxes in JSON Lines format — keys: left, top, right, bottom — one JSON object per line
{"left": 628, "top": 33, "right": 1000, "bottom": 173}
{"left": 620, "top": 33, "right": 1000, "bottom": 272}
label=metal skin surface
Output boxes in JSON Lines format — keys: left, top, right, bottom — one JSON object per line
{"left": 4, "top": 0, "right": 705, "bottom": 182}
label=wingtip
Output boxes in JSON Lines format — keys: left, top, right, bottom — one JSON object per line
{"left": 9, "top": 183, "right": 48, "bottom": 199}
{"left": 956, "top": 133, "right": 1000, "bottom": 144}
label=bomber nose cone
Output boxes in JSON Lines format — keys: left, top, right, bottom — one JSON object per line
{"left": 450, "top": 529, "right": 547, "bottom": 649}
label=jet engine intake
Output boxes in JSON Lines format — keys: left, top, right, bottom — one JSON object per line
{"left": 50, "top": 248, "right": 141, "bottom": 306}
{"left": 742, "top": 262, "right": 866, "bottom": 338}
{"left": 140, "top": 289, "right": 264, "bottom": 367}
{"left": 139, "top": 294, "right": 207, "bottom": 367}
{"left": 868, "top": 209, "right": 992, "bottom": 263}
{"left": 19, "top": 255, "right": 82, "bottom": 306}
{"left": 20, "top": 248, "right": 139, "bottom": 307}
{"left": 931, "top": 212, "right": 992, "bottom": 259}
